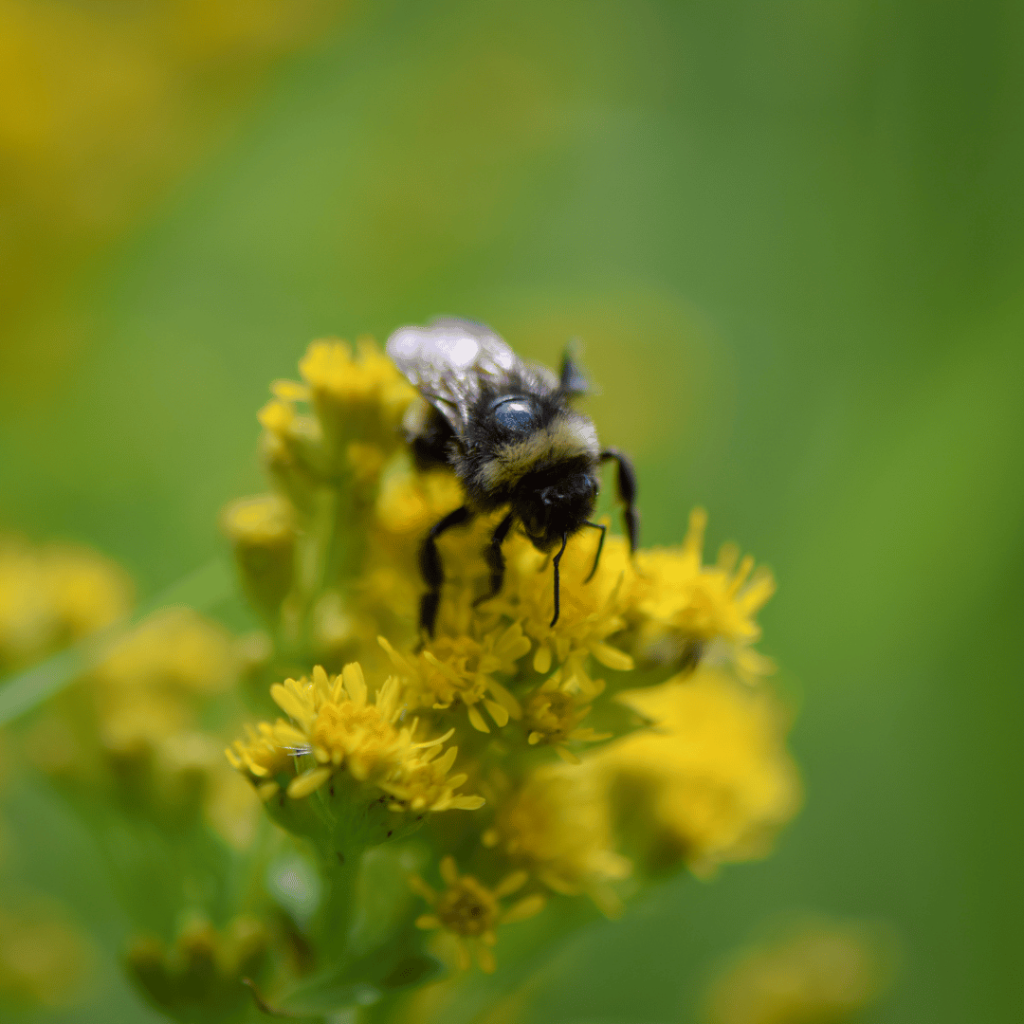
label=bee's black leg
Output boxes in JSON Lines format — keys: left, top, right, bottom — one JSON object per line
{"left": 583, "top": 521, "right": 607, "bottom": 583}
{"left": 474, "top": 511, "right": 515, "bottom": 609}
{"left": 600, "top": 448, "right": 639, "bottom": 553}
{"left": 549, "top": 532, "right": 569, "bottom": 628}
{"left": 419, "top": 505, "right": 472, "bottom": 636}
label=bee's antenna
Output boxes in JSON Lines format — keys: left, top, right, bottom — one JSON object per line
{"left": 549, "top": 532, "right": 569, "bottom": 628}
{"left": 558, "top": 340, "right": 589, "bottom": 397}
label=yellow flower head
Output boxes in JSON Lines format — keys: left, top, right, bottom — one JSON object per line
{"left": 379, "top": 627, "right": 528, "bottom": 734}
{"left": 705, "top": 919, "right": 895, "bottom": 1024}
{"left": 299, "top": 338, "right": 415, "bottom": 453}
{"left": 94, "top": 607, "right": 238, "bottom": 698}
{"left": 595, "top": 668, "right": 801, "bottom": 875}
{"left": 412, "top": 856, "right": 545, "bottom": 973}
{"left": 0, "top": 536, "right": 131, "bottom": 670}
{"left": 229, "top": 664, "right": 483, "bottom": 815}
{"left": 521, "top": 679, "right": 609, "bottom": 763}
{"left": 221, "top": 494, "right": 296, "bottom": 618}
{"left": 496, "top": 530, "right": 636, "bottom": 700}
{"left": 225, "top": 722, "right": 294, "bottom": 801}
{"left": 483, "top": 762, "right": 631, "bottom": 915}
{"left": 629, "top": 509, "right": 776, "bottom": 680}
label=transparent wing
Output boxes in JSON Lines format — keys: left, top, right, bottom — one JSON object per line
{"left": 387, "top": 318, "right": 553, "bottom": 437}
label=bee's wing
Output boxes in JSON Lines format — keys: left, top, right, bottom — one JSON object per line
{"left": 387, "top": 318, "right": 549, "bottom": 437}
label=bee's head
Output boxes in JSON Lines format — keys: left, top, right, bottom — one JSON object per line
{"left": 519, "top": 467, "right": 598, "bottom": 551}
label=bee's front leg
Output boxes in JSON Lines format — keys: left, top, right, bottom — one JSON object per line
{"left": 419, "top": 505, "right": 473, "bottom": 636}
{"left": 473, "top": 511, "right": 515, "bottom": 609}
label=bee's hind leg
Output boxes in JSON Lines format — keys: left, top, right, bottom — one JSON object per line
{"left": 600, "top": 448, "right": 639, "bottom": 553}
{"left": 419, "top": 505, "right": 472, "bottom": 636}
{"left": 474, "top": 512, "right": 515, "bottom": 609}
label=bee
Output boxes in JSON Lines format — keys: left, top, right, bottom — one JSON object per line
{"left": 387, "top": 317, "right": 639, "bottom": 636}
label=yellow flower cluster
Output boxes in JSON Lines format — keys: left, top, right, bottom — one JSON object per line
{"left": 630, "top": 508, "right": 777, "bottom": 682}
{"left": 127, "top": 915, "right": 269, "bottom": 1020}
{"left": 0, "top": 898, "right": 93, "bottom": 1008}
{"left": 411, "top": 857, "right": 545, "bottom": 974}
{"left": 593, "top": 669, "right": 802, "bottom": 876}
{"left": 482, "top": 763, "right": 631, "bottom": 915}
{"left": 27, "top": 605, "right": 256, "bottom": 849}
{"left": 228, "top": 663, "right": 482, "bottom": 815}
{"left": 0, "top": 535, "right": 131, "bottom": 672}
{"left": 705, "top": 919, "right": 894, "bottom": 1024}
{"left": 224, "top": 335, "right": 799, "bottom": 973}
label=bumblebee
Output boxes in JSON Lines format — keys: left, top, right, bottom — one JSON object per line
{"left": 387, "top": 318, "right": 639, "bottom": 637}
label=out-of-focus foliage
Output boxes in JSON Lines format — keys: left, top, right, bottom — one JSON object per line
{"left": 0, "top": 0, "right": 348, "bottom": 399}
{"left": 0, "top": 0, "right": 1022, "bottom": 1021}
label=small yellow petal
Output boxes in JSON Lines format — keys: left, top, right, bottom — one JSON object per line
{"left": 501, "top": 893, "right": 546, "bottom": 925}
{"left": 555, "top": 745, "right": 582, "bottom": 765}
{"left": 476, "top": 944, "right": 496, "bottom": 973}
{"left": 287, "top": 766, "right": 332, "bottom": 798}
{"left": 440, "top": 856, "right": 459, "bottom": 886}
{"left": 342, "top": 662, "right": 367, "bottom": 706}
{"left": 533, "top": 644, "right": 552, "bottom": 674}
{"left": 484, "top": 700, "right": 509, "bottom": 727}
{"left": 591, "top": 643, "right": 634, "bottom": 671}
{"left": 467, "top": 705, "right": 491, "bottom": 733}
{"left": 270, "top": 682, "right": 308, "bottom": 721}
{"left": 493, "top": 870, "right": 528, "bottom": 898}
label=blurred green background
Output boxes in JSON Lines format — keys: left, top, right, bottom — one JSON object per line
{"left": 2, "top": 0, "right": 1022, "bottom": 1021}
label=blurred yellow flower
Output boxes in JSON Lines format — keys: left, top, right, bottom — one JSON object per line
{"left": 0, "top": 899, "right": 93, "bottom": 1008}
{"left": 483, "top": 762, "right": 631, "bottom": 914}
{"left": 595, "top": 668, "right": 801, "bottom": 876}
{"left": 411, "top": 855, "right": 545, "bottom": 973}
{"left": 705, "top": 919, "right": 895, "bottom": 1024}
{"left": 221, "top": 494, "right": 297, "bottom": 620}
{"left": 127, "top": 913, "right": 269, "bottom": 1018}
{"left": 0, "top": 536, "right": 131, "bottom": 671}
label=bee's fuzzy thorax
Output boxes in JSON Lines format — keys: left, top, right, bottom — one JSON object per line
{"left": 465, "top": 410, "right": 599, "bottom": 501}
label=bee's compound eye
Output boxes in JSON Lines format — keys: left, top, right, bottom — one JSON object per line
{"left": 492, "top": 397, "right": 537, "bottom": 435}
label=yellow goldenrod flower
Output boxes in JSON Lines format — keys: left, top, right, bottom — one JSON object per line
{"left": 93, "top": 606, "right": 238, "bottom": 698}
{"left": 299, "top": 338, "right": 415, "bottom": 463}
{"left": 705, "top": 919, "right": 895, "bottom": 1024}
{"left": 258, "top": 395, "right": 324, "bottom": 509}
{"left": 379, "top": 629, "right": 527, "bottom": 733}
{"left": 628, "top": 508, "right": 776, "bottom": 680}
{"left": 483, "top": 762, "right": 631, "bottom": 915}
{"left": 521, "top": 679, "right": 609, "bottom": 763}
{"left": 229, "top": 663, "right": 483, "bottom": 815}
{"left": 221, "top": 493, "right": 296, "bottom": 620}
{"left": 411, "top": 856, "right": 545, "bottom": 973}
{"left": 498, "top": 530, "right": 636, "bottom": 700}
{"left": 0, "top": 536, "right": 131, "bottom": 670}
{"left": 0, "top": 899, "right": 93, "bottom": 1008}
{"left": 595, "top": 668, "right": 801, "bottom": 876}
{"left": 225, "top": 721, "right": 294, "bottom": 800}
{"left": 127, "top": 914, "right": 269, "bottom": 1017}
